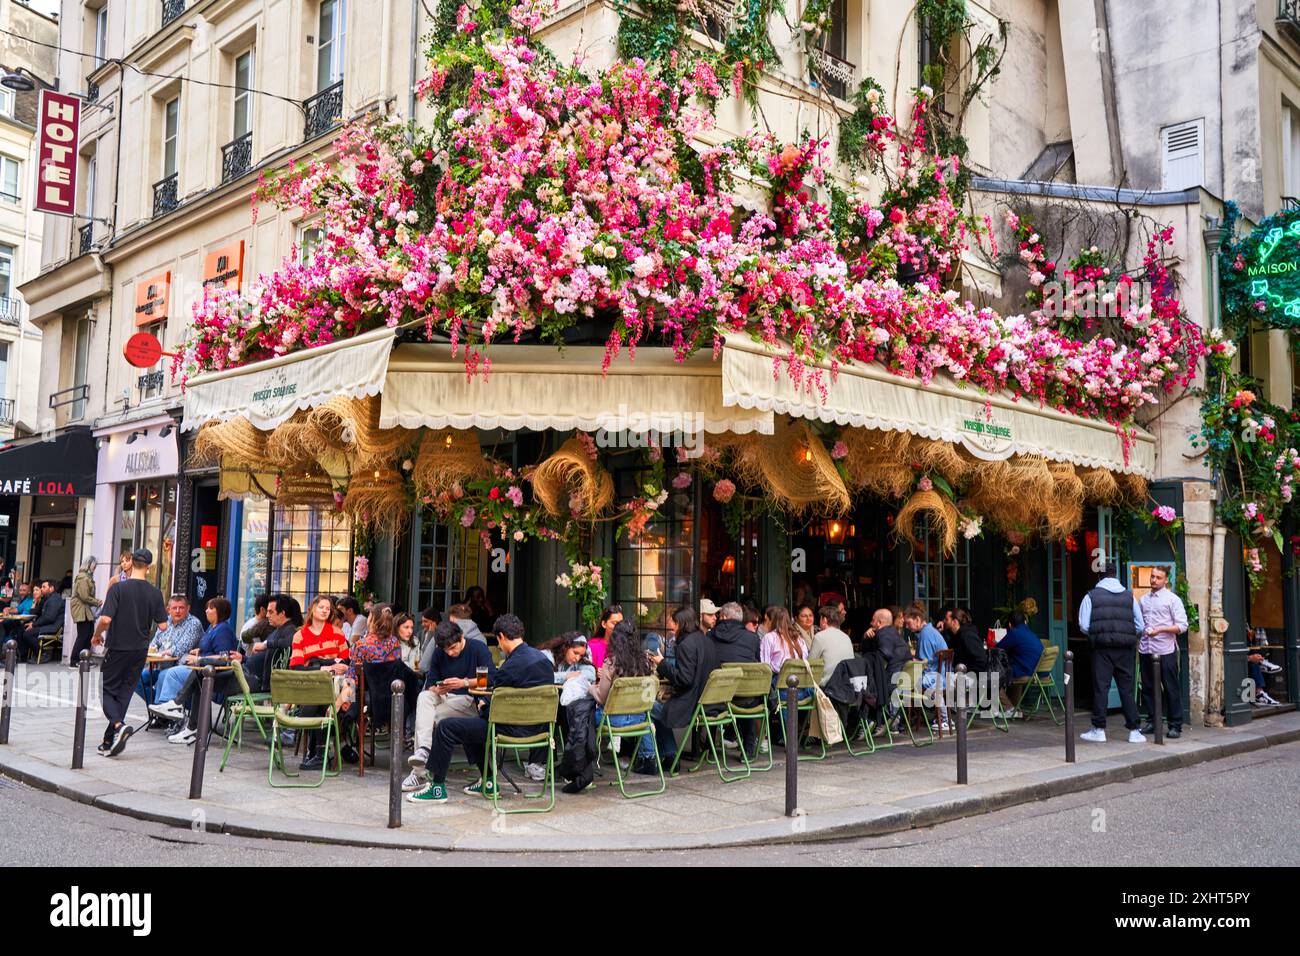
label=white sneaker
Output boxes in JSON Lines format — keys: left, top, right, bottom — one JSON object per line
{"left": 1259, "top": 660, "right": 1282, "bottom": 674}
{"left": 1128, "top": 729, "right": 1147, "bottom": 744}
{"left": 1258, "top": 692, "right": 1281, "bottom": 706}
{"left": 1080, "top": 728, "right": 1107, "bottom": 743}
{"left": 168, "top": 727, "right": 197, "bottom": 745}
{"left": 401, "top": 768, "right": 427, "bottom": 792}
{"left": 149, "top": 701, "right": 184, "bottom": 720}
{"left": 524, "top": 762, "right": 547, "bottom": 782}
{"left": 407, "top": 746, "right": 429, "bottom": 770}
{"left": 758, "top": 737, "right": 770, "bottom": 753}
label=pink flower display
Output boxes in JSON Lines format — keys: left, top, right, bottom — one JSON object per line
{"left": 713, "top": 479, "right": 736, "bottom": 503}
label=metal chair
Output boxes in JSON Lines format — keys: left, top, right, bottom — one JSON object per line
{"left": 774, "top": 658, "right": 827, "bottom": 761}
{"left": 722, "top": 662, "right": 777, "bottom": 771}
{"left": 596, "top": 676, "right": 665, "bottom": 797}
{"left": 266, "top": 670, "right": 342, "bottom": 788}
{"left": 485, "top": 684, "right": 560, "bottom": 814}
{"left": 669, "top": 668, "right": 749, "bottom": 782}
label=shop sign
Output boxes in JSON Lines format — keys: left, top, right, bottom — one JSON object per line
{"left": 1221, "top": 205, "right": 1300, "bottom": 326}
{"left": 202, "top": 241, "right": 244, "bottom": 292}
{"left": 957, "top": 414, "right": 1015, "bottom": 460}
{"left": 124, "top": 332, "right": 166, "bottom": 368}
{"left": 34, "top": 91, "right": 80, "bottom": 216}
{"left": 135, "top": 273, "right": 171, "bottom": 327}
{"left": 97, "top": 426, "right": 179, "bottom": 484}
{"left": 124, "top": 450, "right": 161, "bottom": 476}
{"left": 249, "top": 366, "right": 298, "bottom": 419}
{"left": 0, "top": 478, "right": 82, "bottom": 495}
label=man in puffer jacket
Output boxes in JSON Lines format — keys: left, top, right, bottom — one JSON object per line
{"left": 1078, "top": 560, "right": 1146, "bottom": 744}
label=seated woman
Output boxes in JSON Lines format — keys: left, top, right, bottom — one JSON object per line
{"left": 590, "top": 620, "right": 658, "bottom": 781}
{"left": 148, "top": 597, "right": 239, "bottom": 712}
{"left": 288, "top": 594, "right": 357, "bottom": 770}
{"left": 351, "top": 604, "right": 421, "bottom": 734}
{"left": 540, "top": 632, "right": 597, "bottom": 688}
{"left": 539, "top": 632, "right": 598, "bottom": 788}
{"left": 395, "top": 613, "right": 422, "bottom": 673}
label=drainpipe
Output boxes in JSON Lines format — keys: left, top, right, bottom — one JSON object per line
{"left": 1202, "top": 215, "right": 1226, "bottom": 727}
{"left": 408, "top": 0, "right": 420, "bottom": 124}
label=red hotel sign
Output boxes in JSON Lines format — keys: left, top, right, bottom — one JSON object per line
{"left": 34, "top": 90, "right": 80, "bottom": 217}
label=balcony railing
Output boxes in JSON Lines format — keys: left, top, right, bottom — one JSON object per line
{"left": 0, "top": 399, "right": 14, "bottom": 426}
{"left": 808, "top": 46, "right": 857, "bottom": 100}
{"left": 78, "top": 223, "right": 93, "bottom": 256}
{"left": 49, "top": 384, "right": 88, "bottom": 410}
{"left": 152, "top": 172, "right": 178, "bottom": 218}
{"left": 1284, "top": 195, "right": 1300, "bottom": 211}
{"left": 221, "top": 132, "right": 253, "bottom": 184}
{"left": 0, "top": 296, "right": 18, "bottom": 327}
{"left": 303, "top": 80, "right": 344, "bottom": 140}
{"left": 86, "top": 80, "right": 99, "bottom": 104}
{"left": 162, "top": 0, "right": 186, "bottom": 28}
{"left": 137, "top": 371, "right": 165, "bottom": 392}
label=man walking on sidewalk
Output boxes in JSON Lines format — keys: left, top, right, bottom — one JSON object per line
{"left": 91, "top": 549, "right": 167, "bottom": 757}
{"left": 1078, "top": 559, "right": 1145, "bottom": 744}
{"left": 1138, "top": 566, "right": 1187, "bottom": 738}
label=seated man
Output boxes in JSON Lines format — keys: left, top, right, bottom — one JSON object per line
{"left": 407, "top": 614, "right": 551, "bottom": 803}
{"left": 134, "top": 595, "right": 204, "bottom": 705}
{"left": 2, "top": 582, "right": 34, "bottom": 644}
{"left": 998, "top": 610, "right": 1044, "bottom": 710}
{"left": 808, "top": 604, "right": 854, "bottom": 687}
{"left": 241, "top": 593, "right": 301, "bottom": 692}
{"left": 903, "top": 602, "right": 949, "bottom": 730}
{"left": 862, "top": 607, "right": 911, "bottom": 731}
{"left": 147, "top": 597, "right": 238, "bottom": 716}
{"left": 403, "top": 620, "right": 496, "bottom": 791}
{"left": 17, "top": 579, "right": 64, "bottom": 662}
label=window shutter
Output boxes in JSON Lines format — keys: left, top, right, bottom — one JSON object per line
{"left": 1161, "top": 120, "right": 1204, "bottom": 190}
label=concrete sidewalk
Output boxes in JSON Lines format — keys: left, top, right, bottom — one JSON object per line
{"left": 1, "top": 662, "right": 1297, "bottom": 851}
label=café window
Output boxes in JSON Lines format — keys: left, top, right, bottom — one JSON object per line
{"left": 117, "top": 479, "right": 178, "bottom": 592}
{"left": 613, "top": 463, "right": 696, "bottom": 634}
{"left": 412, "top": 506, "right": 481, "bottom": 614}
{"left": 911, "top": 513, "right": 970, "bottom": 619}
{"left": 269, "top": 505, "right": 352, "bottom": 608}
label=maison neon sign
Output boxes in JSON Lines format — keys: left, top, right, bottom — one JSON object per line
{"left": 1240, "top": 219, "right": 1300, "bottom": 319}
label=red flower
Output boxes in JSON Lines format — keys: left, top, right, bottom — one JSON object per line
{"left": 489, "top": 487, "right": 501, "bottom": 500}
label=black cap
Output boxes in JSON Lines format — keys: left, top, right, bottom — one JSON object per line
{"left": 132, "top": 548, "right": 153, "bottom": 565}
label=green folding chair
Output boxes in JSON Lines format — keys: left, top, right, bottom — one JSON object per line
{"left": 722, "top": 662, "right": 777, "bottom": 771}
{"left": 668, "top": 668, "right": 749, "bottom": 782}
{"left": 1010, "top": 645, "right": 1063, "bottom": 724}
{"left": 219, "top": 659, "right": 275, "bottom": 771}
{"left": 484, "top": 684, "right": 559, "bottom": 814}
{"left": 897, "top": 660, "right": 937, "bottom": 747}
{"left": 953, "top": 668, "right": 1010, "bottom": 734}
{"left": 596, "top": 676, "right": 665, "bottom": 798}
{"left": 267, "top": 670, "right": 343, "bottom": 788}
{"left": 774, "top": 658, "right": 827, "bottom": 761}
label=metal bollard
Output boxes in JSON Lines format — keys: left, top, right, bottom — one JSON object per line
{"left": 188, "top": 666, "right": 215, "bottom": 799}
{"left": 1064, "top": 651, "right": 1076, "bottom": 764}
{"left": 955, "top": 664, "right": 968, "bottom": 785}
{"left": 0, "top": 639, "right": 16, "bottom": 745}
{"left": 389, "top": 679, "right": 405, "bottom": 829}
{"left": 71, "top": 651, "right": 90, "bottom": 769}
{"left": 784, "top": 675, "right": 798, "bottom": 817}
{"left": 1150, "top": 654, "right": 1164, "bottom": 745}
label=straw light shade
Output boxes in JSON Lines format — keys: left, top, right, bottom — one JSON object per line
{"left": 1116, "top": 472, "right": 1149, "bottom": 507}
{"left": 351, "top": 394, "right": 416, "bottom": 471}
{"left": 1079, "top": 467, "right": 1122, "bottom": 504}
{"left": 413, "top": 429, "right": 490, "bottom": 499}
{"left": 263, "top": 413, "right": 321, "bottom": 472}
{"left": 343, "top": 467, "right": 409, "bottom": 532}
{"left": 532, "top": 438, "right": 615, "bottom": 519}
{"left": 910, "top": 439, "right": 971, "bottom": 487}
{"left": 190, "top": 417, "right": 268, "bottom": 470}
{"left": 839, "top": 428, "right": 913, "bottom": 499}
{"left": 1044, "top": 462, "right": 1085, "bottom": 539}
{"left": 732, "top": 420, "right": 850, "bottom": 515}
{"left": 276, "top": 465, "right": 337, "bottom": 507}
{"left": 895, "top": 488, "right": 960, "bottom": 555}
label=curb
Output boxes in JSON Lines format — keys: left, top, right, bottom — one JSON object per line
{"left": 2, "top": 720, "right": 1298, "bottom": 852}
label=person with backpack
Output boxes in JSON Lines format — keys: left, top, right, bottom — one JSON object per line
{"left": 1078, "top": 560, "right": 1146, "bottom": 744}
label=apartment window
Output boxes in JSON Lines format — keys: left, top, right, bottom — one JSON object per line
{"left": 1161, "top": 120, "right": 1204, "bottom": 190}
{"left": 299, "top": 225, "right": 325, "bottom": 262}
{"left": 94, "top": 5, "right": 108, "bottom": 66}
{"left": 1284, "top": 104, "right": 1300, "bottom": 204}
{"left": 809, "top": 0, "right": 853, "bottom": 101}
{"left": 0, "top": 88, "right": 13, "bottom": 119}
{"left": 0, "top": 157, "right": 19, "bottom": 204}
{"left": 0, "top": 244, "right": 11, "bottom": 299}
{"left": 163, "top": 97, "right": 179, "bottom": 177}
{"left": 234, "top": 49, "right": 254, "bottom": 138}
{"left": 0, "top": 341, "right": 9, "bottom": 400}
{"left": 316, "top": 0, "right": 346, "bottom": 91}
{"left": 72, "top": 317, "right": 91, "bottom": 421}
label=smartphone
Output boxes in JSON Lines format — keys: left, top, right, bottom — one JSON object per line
{"left": 643, "top": 633, "right": 663, "bottom": 655}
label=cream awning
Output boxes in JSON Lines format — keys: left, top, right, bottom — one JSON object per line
{"left": 721, "top": 333, "right": 1156, "bottom": 476}
{"left": 379, "top": 342, "right": 774, "bottom": 435}
{"left": 181, "top": 326, "right": 397, "bottom": 431}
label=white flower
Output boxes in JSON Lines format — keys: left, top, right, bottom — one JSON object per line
{"left": 632, "top": 254, "right": 656, "bottom": 278}
{"left": 919, "top": 85, "right": 933, "bottom": 98}
{"left": 865, "top": 88, "right": 880, "bottom": 105}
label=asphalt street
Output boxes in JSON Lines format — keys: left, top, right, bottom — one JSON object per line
{"left": 1, "top": 739, "right": 1295, "bottom": 866}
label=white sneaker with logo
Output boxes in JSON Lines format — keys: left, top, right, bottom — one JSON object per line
{"left": 1080, "top": 727, "right": 1107, "bottom": 743}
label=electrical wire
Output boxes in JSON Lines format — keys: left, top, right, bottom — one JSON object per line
{"left": 0, "top": 26, "right": 306, "bottom": 112}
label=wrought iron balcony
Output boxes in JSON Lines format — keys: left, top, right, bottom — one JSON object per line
{"left": 137, "top": 371, "right": 165, "bottom": 392}
{"left": 303, "top": 80, "right": 343, "bottom": 140}
{"left": 808, "top": 46, "right": 857, "bottom": 100}
{"left": 49, "top": 384, "right": 88, "bottom": 410}
{"left": 152, "top": 172, "right": 178, "bottom": 218}
{"left": 162, "top": 0, "right": 186, "bottom": 28}
{"left": 86, "top": 80, "right": 99, "bottom": 104}
{"left": 0, "top": 399, "right": 14, "bottom": 426}
{"left": 0, "top": 296, "right": 18, "bottom": 327}
{"left": 1284, "top": 195, "right": 1300, "bottom": 211}
{"left": 78, "top": 223, "right": 93, "bottom": 256}
{"left": 221, "top": 132, "right": 253, "bottom": 184}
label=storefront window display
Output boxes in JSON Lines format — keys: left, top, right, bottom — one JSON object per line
{"left": 412, "top": 507, "right": 481, "bottom": 614}
{"left": 614, "top": 466, "right": 695, "bottom": 632}
{"left": 117, "top": 480, "right": 177, "bottom": 592}
{"left": 270, "top": 505, "right": 351, "bottom": 607}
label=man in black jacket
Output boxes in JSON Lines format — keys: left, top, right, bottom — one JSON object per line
{"left": 408, "top": 614, "right": 553, "bottom": 804}
{"left": 1078, "top": 561, "right": 1146, "bottom": 744}
{"left": 863, "top": 607, "right": 911, "bottom": 731}
{"left": 711, "top": 601, "right": 760, "bottom": 756}
{"left": 649, "top": 609, "right": 721, "bottom": 767}
{"left": 18, "top": 579, "right": 64, "bottom": 662}
{"left": 242, "top": 594, "right": 301, "bottom": 692}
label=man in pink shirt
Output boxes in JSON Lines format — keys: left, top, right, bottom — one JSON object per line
{"left": 1137, "top": 567, "right": 1187, "bottom": 738}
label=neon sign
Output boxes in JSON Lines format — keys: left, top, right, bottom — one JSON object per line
{"left": 1221, "top": 205, "right": 1300, "bottom": 330}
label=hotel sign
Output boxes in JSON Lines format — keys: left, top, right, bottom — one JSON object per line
{"left": 202, "top": 241, "right": 244, "bottom": 292}
{"left": 34, "top": 91, "right": 80, "bottom": 217}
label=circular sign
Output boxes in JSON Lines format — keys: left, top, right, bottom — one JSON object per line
{"left": 123, "top": 332, "right": 163, "bottom": 368}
